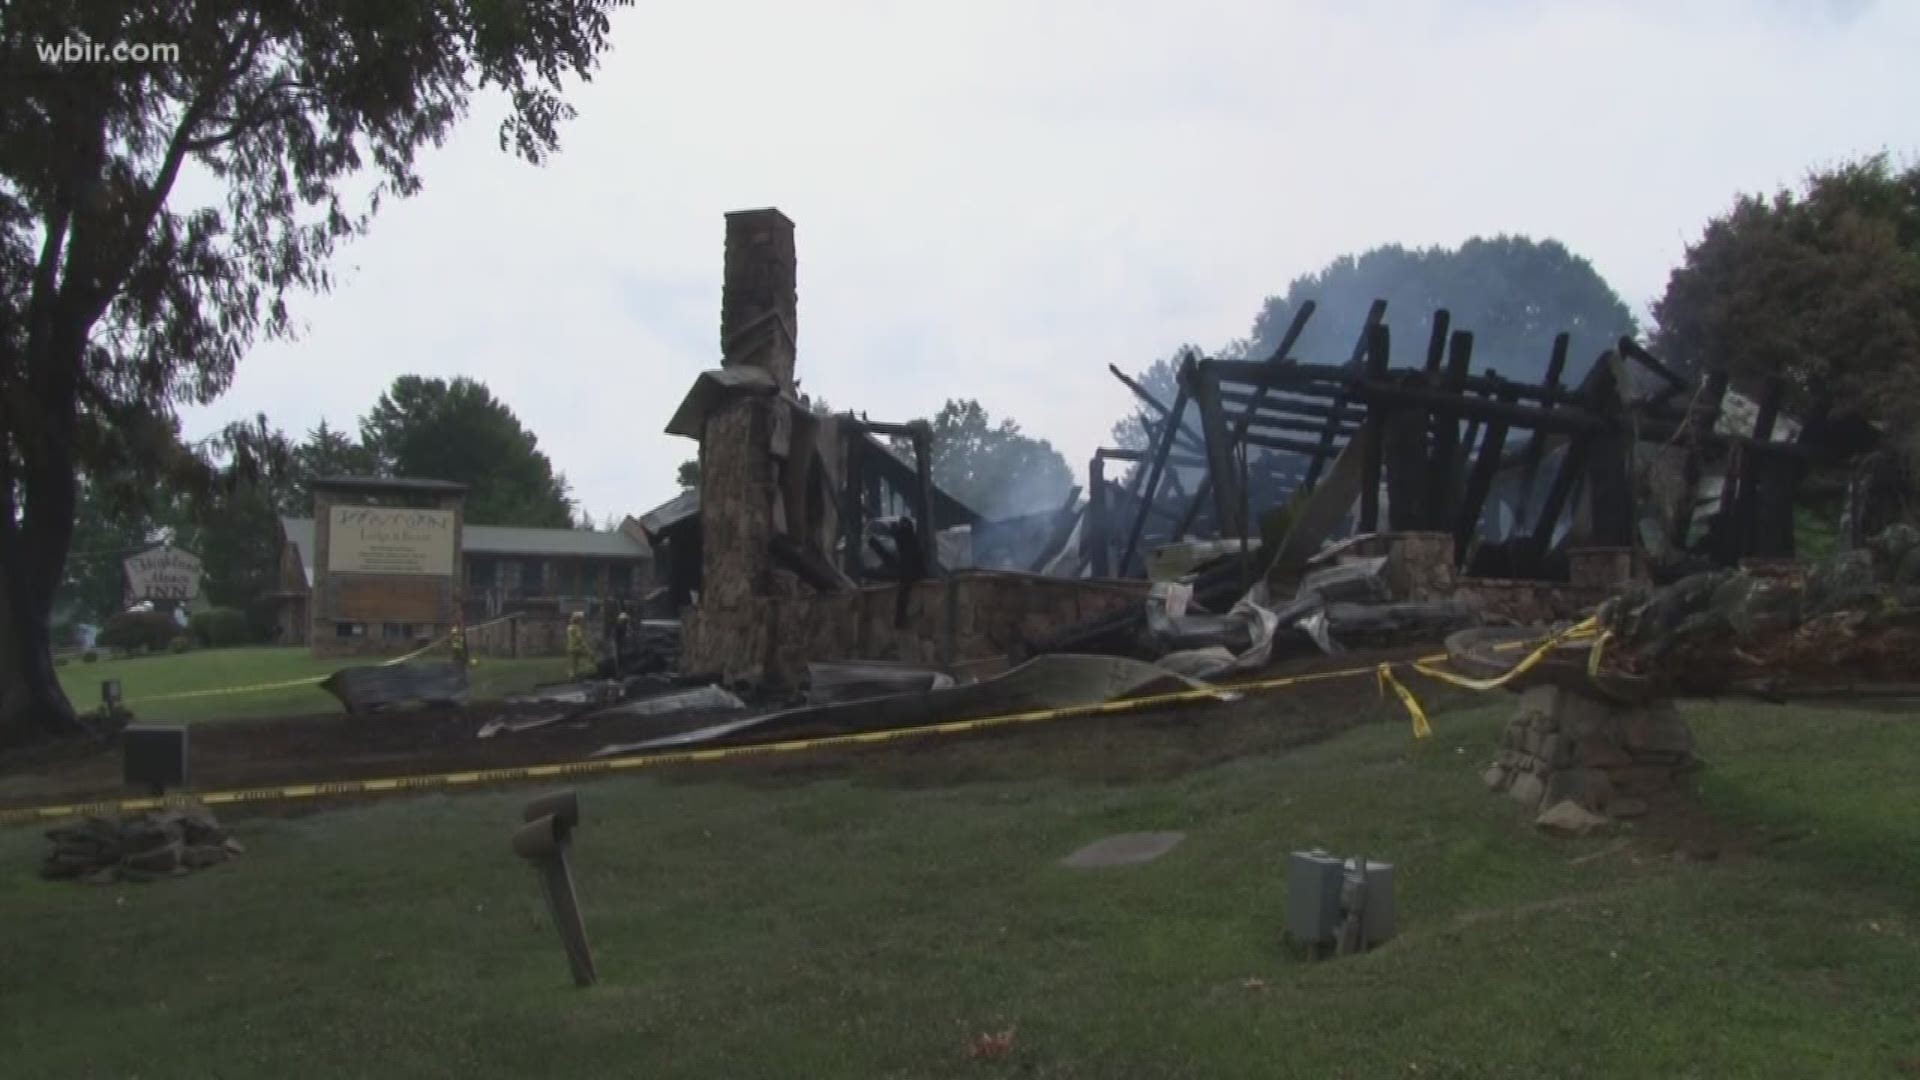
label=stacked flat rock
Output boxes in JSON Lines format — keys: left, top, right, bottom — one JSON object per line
{"left": 40, "top": 806, "right": 243, "bottom": 884}
{"left": 1482, "top": 684, "right": 1700, "bottom": 831}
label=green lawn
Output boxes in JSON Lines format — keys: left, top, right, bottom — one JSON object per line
{"left": 1, "top": 697, "right": 1916, "bottom": 1077}
{"left": 55, "top": 646, "right": 572, "bottom": 722}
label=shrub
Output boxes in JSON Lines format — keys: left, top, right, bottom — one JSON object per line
{"left": 169, "top": 635, "right": 194, "bottom": 654}
{"left": 54, "top": 656, "right": 69, "bottom": 667}
{"left": 83, "top": 650, "right": 99, "bottom": 664}
{"left": 188, "top": 606, "right": 250, "bottom": 648}
{"left": 97, "top": 610, "right": 181, "bottom": 654}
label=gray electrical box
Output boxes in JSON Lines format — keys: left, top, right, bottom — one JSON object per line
{"left": 1346, "top": 858, "right": 1397, "bottom": 946}
{"left": 1285, "top": 850, "right": 1345, "bottom": 944}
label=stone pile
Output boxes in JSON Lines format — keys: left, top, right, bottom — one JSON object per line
{"left": 1482, "top": 684, "right": 1700, "bottom": 834}
{"left": 40, "top": 805, "right": 244, "bottom": 884}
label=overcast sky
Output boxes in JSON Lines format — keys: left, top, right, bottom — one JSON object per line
{"left": 177, "top": 0, "right": 1918, "bottom": 525}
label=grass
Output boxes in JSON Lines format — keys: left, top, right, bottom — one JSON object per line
{"left": 54, "top": 645, "right": 571, "bottom": 722}
{"left": 1, "top": 698, "right": 1917, "bottom": 1078}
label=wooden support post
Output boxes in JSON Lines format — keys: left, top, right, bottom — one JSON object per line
{"left": 1189, "top": 359, "right": 1246, "bottom": 543}
{"left": 1383, "top": 407, "right": 1429, "bottom": 532}
{"left": 1583, "top": 356, "right": 1635, "bottom": 547}
{"left": 841, "top": 437, "right": 866, "bottom": 577}
{"left": 1514, "top": 333, "right": 1570, "bottom": 526}
{"left": 1302, "top": 299, "right": 1388, "bottom": 491}
{"left": 1358, "top": 323, "right": 1390, "bottom": 533}
{"left": 1117, "top": 381, "right": 1191, "bottom": 575}
{"left": 1454, "top": 373, "right": 1521, "bottom": 556}
{"left": 910, "top": 422, "right": 938, "bottom": 571}
{"left": 1427, "top": 330, "right": 1475, "bottom": 529}
{"left": 1087, "top": 454, "right": 1112, "bottom": 577}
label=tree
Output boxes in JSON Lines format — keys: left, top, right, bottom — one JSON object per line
{"left": 904, "top": 399, "right": 1075, "bottom": 519}
{"left": 675, "top": 458, "right": 700, "bottom": 490}
{"left": 1653, "top": 155, "right": 1920, "bottom": 424}
{"left": 1243, "top": 237, "right": 1636, "bottom": 384}
{"left": 359, "top": 375, "right": 575, "bottom": 528}
{"left": 290, "top": 419, "right": 376, "bottom": 511}
{"left": 0, "top": 1, "right": 625, "bottom": 745}
{"left": 1109, "top": 237, "right": 1638, "bottom": 459}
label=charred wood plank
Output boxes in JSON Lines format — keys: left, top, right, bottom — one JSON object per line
{"left": 1426, "top": 330, "right": 1476, "bottom": 529}
{"left": 1189, "top": 358, "right": 1247, "bottom": 542}
{"left": 1302, "top": 299, "right": 1388, "bottom": 491}
{"left": 1513, "top": 333, "right": 1570, "bottom": 524}
{"left": 1454, "top": 373, "right": 1522, "bottom": 554}
{"left": 1358, "top": 323, "right": 1391, "bottom": 533}
{"left": 1117, "top": 380, "right": 1191, "bottom": 575}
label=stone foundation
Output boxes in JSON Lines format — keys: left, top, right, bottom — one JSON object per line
{"left": 1482, "top": 685, "right": 1700, "bottom": 828}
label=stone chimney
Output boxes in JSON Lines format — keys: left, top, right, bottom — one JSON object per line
{"left": 720, "top": 208, "right": 798, "bottom": 396}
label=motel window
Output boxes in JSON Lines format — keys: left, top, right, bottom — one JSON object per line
{"left": 468, "top": 557, "right": 495, "bottom": 589}
{"left": 523, "top": 559, "right": 544, "bottom": 595}
{"left": 608, "top": 563, "right": 632, "bottom": 594}
{"left": 556, "top": 561, "right": 579, "bottom": 597}
{"left": 334, "top": 622, "right": 365, "bottom": 638}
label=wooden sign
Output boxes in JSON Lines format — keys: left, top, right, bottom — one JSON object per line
{"left": 328, "top": 507, "right": 456, "bottom": 576}
{"left": 123, "top": 545, "right": 203, "bottom": 602}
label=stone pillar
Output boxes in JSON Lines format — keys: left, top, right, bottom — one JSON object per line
{"left": 1484, "top": 685, "right": 1700, "bottom": 830}
{"left": 1568, "top": 547, "right": 1640, "bottom": 590}
{"left": 680, "top": 207, "right": 800, "bottom": 684}
{"left": 1340, "top": 531, "right": 1457, "bottom": 600}
{"left": 721, "top": 208, "right": 798, "bottom": 396}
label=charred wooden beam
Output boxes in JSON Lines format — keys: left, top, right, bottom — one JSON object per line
{"left": 1215, "top": 386, "right": 1363, "bottom": 423}
{"left": 1352, "top": 378, "right": 1605, "bottom": 436}
{"left": 1454, "top": 373, "right": 1522, "bottom": 554}
{"left": 1513, "top": 333, "right": 1570, "bottom": 524}
{"left": 1303, "top": 299, "right": 1388, "bottom": 491}
{"left": 1189, "top": 359, "right": 1247, "bottom": 542}
{"left": 1583, "top": 356, "right": 1635, "bottom": 547}
{"left": 1087, "top": 457, "right": 1111, "bottom": 577}
{"left": 1358, "top": 323, "right": 1391, "bottom": 533}
{"left": 841, "top": 437, "right": 866, "bottom": 576}
{"left": 1117, "top": 380, "right": 1191, "bottom": 575}
{"left": 1383, "top": 404, "right": 1430, "bottom": 532}
{"left": 910, "top": 422, "right": 939, "bottom": 571}
{"left": 1426, "top": 329, "right": 1475, "bottom": 530}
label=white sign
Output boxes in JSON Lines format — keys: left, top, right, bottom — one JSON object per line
{"left": 328, "top": 506, "right": 456, "bottom": 576}
{"left": 124, "top": 545, "right": 203, "bottom": 602}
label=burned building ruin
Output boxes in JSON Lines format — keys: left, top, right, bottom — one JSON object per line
{"left": 642, "top": 209, "right": 1883, "bottom": 691}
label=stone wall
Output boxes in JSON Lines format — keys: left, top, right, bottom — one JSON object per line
{"left": 684, "top": 571, "right": 1149, "bottom": 688}
{"left": 1483, "top": 685, "right": 1700, "bottom": 827}
{"left": 1453, "top": 577, "right": 1610, "bottom": 625}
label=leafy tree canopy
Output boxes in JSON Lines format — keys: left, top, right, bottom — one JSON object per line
{"left": 0, "top": 0, "right": 626, "bottom": 744}
{"left": 360, "top": 375, "right": 575, "bottom": 527}
{"left": 1653, "top": 154, "right": 1920, "bottom": 424}
{"left": 1111, "top": 237, "right": 1638, "bottom": 449}
{"left": 906, "top": 399, "right": 1075, "bottom": 519}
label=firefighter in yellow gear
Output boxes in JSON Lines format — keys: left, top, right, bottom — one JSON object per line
{"left": 566, "top": 612, "right": 592, "bottom": 679}
{"left": 450, "top": 622, "right": 469, "bottom": 669}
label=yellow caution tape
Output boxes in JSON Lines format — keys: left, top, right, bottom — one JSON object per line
{"left": 123, "top": 615, "right": 521, "bottom": 705}
{"left": 1376, "top": 663, "right": 1432, "bottom": 739}
{"left": 1409, "top": 617, "right": 1600, "bottom": 693}
{"left": 3, "top": 662, "right": 1426, "bottom": 827}
{"left": 1587, "top": 629, "right": 1613, "bottom": 680}
{"left": 24, "top": 620, "right": 1616, "bottom": 827}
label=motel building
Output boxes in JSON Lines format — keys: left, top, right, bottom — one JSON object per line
{"left": 272, "top": 476, "right": 653, "bottom": 657}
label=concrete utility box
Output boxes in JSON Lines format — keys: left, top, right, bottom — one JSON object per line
{"left": 1286, "top": 850, "right": 1346, "bottom": 944}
